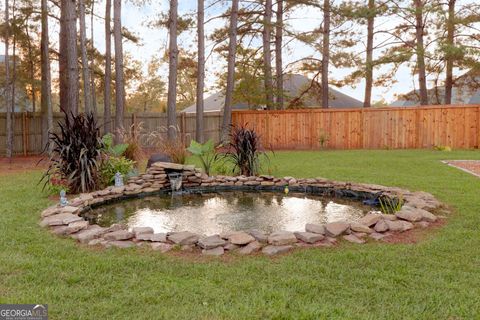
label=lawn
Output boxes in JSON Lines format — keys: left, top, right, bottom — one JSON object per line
{"left": 1, "top": 149, "right": 480, "bottom": 319}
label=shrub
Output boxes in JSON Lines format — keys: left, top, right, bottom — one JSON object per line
{"left": 41, "top": 113, "right": 103, "bottom": 193}
{"left": 99, "top": 156, "right": 135, "bottom": 186}
{"left": 223, "top": 125, "right": 270, "bottom": 176}
{"left": 187, "top": 139, "right": 219, "bottom": 175}
{"left": 147, "top": 125, "right": 187, "bottom": 164}
{"left": 102, "top": 133, "right": 128, "bottom": 157}
{"left": 379, "top": 194, "right": 404, "bottom": 214}
{"left": 119, "top": 123, "right": 145, "bottom": 164}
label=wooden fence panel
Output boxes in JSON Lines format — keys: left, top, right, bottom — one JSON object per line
{"left": 231, "top": 105, "right": 480, "bottom": 150}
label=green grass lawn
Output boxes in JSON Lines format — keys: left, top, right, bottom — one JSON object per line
{"left": 1, "top": 150, "right": 480, "bottom": 319}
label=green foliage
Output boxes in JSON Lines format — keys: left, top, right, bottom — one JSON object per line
{"left": 318, "top": 129, "right": 330, "bottom": 149}
{"left": 187, "top": 139, "right": 218, "bottom": 175}
{"left": 99, "top": 156, "right": 135, "bottom": 186}
{"left": 434, "top": 145, "right": 452, "bottom": 152}
{"left": 379, "top": 194, "right": 404, "bottom": 214}
{"left": 41, "top": 113, "right": 103, "bottom": 193}
{"left": 102, "top": 133, "right": 129, "bottom": 157}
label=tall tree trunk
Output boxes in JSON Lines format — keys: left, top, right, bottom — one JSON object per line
{"left": 25, "top": 20, "right": 36, "bottom": 114}
{"left": 90, "top": 0, "right": 97, "bottom": 119}
{"left": 11, "top": 0, "right": 16, "bottom": 145}
{"left": 113, "top": 0, "right": 125, "bottom": 142}
{"left": 4, "top": 0, "right": 13, "bottom": 158}
{"left": 196, "top": 0, "right": 205, "bottom": 143}
{"left": 167, "top": 0, "right": 178, "bottom": 141}
{"left": 275, "top": 0, "right": 284, "bottom": 110}
{"left": 41, "top": 0, "right": 53, "bottom": 151}
{"left": 321, "top": 0, "right": 330, "bottom": 109}
{"left": 79, "top": 0, "right": 92, "bottom": 114}
{"left": 364, "top": 0, "right": 374, "bottom": 108}
{"left": 221, "top": 0, "right": 239, "bottom": 142}
{"left": 59, "top": 0, "right": 79, "bottom": 117}
{"left": 444, "top": 0, "right": 455, "bottom": 105}
{"left": 263, "top": 0, "right": 273, "bottom": 109}
{"left": 104, "top": 0, "right": 112, "bottom": 134}
{"left": 414, "top": 0, "right": 428, "bottom": 105}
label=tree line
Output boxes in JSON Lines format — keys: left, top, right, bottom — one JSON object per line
{"left": 2, "top": 0, "right": 480, "bottom": 157}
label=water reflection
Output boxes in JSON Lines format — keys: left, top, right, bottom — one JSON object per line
{"left": 90, "top": 192, "right": 376, "bottom": 235}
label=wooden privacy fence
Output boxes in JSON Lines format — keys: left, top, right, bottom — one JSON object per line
{"left": 232, "top": 105, "right": 480, "bottom": 150}
{"left": 0, "top": 111, "right": 223, "bottom": 156}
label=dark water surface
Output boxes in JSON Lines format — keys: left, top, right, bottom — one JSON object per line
{"left": 87, "top": 192, "right": 378, "bottom": 234}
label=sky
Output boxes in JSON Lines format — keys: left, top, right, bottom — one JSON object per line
{"left": 1, "top": 0, "right": 476, "bottom": 104}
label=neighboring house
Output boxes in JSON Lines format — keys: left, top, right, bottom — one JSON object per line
{"left": 391, "top": 69, "right": 480, "bottom": 106}
{"left": 0, "top": 55, "right": 33, "bottom": 113}
{"left": 182, "top": 74, "right": 363, "bottom": 113}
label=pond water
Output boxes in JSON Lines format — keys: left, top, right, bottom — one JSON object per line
{"left": 85, "top": 192, "right": 378, "bottom": 235}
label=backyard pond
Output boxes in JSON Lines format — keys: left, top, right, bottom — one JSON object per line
{"left": 84, "top": 191, "right": 380, "bottom": 235}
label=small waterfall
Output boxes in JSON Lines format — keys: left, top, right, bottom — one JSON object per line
{"left": 167, "top": 172, "right": 183, "bottom": 194}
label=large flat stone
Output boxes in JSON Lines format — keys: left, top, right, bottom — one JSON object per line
{"left": 168, "top": 231, "right": 199, "bottom": 245}
{"left": 395, "top": 206, "right": 424, "bottom": 222}
{"left": 202, "top": 246, "right": 225, "bottom": 256}
{"left": 40, "top": 213, "right": 83, "bottom": 227}
{"left": 374, "top": 220, "right": 389, "bottom": 233}
{"left": 238, "top": 241, "right": 262, "bottom": 255}
{"left": 152, "top": 162, "right": 185, "bottom": 170}
{"left": 103, "top": 230, "right": 134, "bottom": 241}
{"left": 107, "top": 240, "right": 135, "bottom": 248}
{"left": 132, "top": 227, "right": 154, "bottom": 236}
{"left": 74, "top": 225, "right": 107, "bottom": 243}
{"left": 343, "top": 234, "right": 365, "bottom": 244}
{"left": 385, "top": 220, "right": 414, "bottom": 232}
{"left": 325, "top": 222, "right": 350, "bottom": 237}
{"left": 150, "top": 233, "right": 168, "bottom": 242}
{"left": 198, "top": 235, "right": 227, "bottom": 249}
{"left": 228, "top": 232, "right": 255, "bottom": 245}
{"left": 268, "top": 231, "right": 297, "bottom": 245}
{"left": 262, "top": 245, "right": 293, "bottom": 256}
{"left": 247, "top": 229, "right": 268, "bottom": 243}
{"left": 64, "top": 220, "right": 89, "bottom": 235}
{"left": 358, "top": 213, "right": 382, "bottom": 227}
{"left": 305, "top": 223, "right": 325, "bottom": 235}
{"left": 350, "top": 222, "right": 373, "bottom": 234}
{"left": 294, "top": 231, "right": 324, "bottom": 244}
{"left": 151, "top": 243, "right": 173, "bottom": 253}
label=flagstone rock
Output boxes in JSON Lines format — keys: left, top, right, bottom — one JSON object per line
{"left": 305, "top": 223, "right": 325, "bottom": 235}
{"left": 238, "top": 241, "right": 262, "bottom": 255}
{"left": 374, "top": 220, "right": 389, "bottom": 233}
{"left": 136, "top": 233, "right": 152, "bottom": 241}
{"left": 350, "top": 222, "right": 373, "bottom": 234}
{"left": 151, "top": 243, "right": 173, "bottom": 253}
{"left": 168, "top": 231, "right": 199, "bottom": 245}
{"left": 64, "top": 220, "right": 89, "bottom": 235}
{"left": 343, "top": 234, "right": 365, "bottom": 244}
{"left": 262, "top": 245, "right": 293, "bottom": 256}
{"left": 74, "top": 225, "right": 107, "bottom": 243}
{"left": 395, "top": 206, "right": 424, "bottom": 222}
{"left": 224, "top": 243, "right": 240, "bottom": 251}
{"left": 40, "top": 213, "right": 83, "bottom": 227}
{"left": 247, "top": 229, "right": 268, "bottom": 243}
{"left": 325, "top": 222, "right": 350, "bottom": 237}
{"left": 358, "top": 213, "right": 382, "bottom": 227}
{"left": 385, "top": 220, "right": 414, "bottom": 232}
{"left": 268, "top": 231, "right": 297, "bottom": 245}
{"left": 228, "top": 232, "right": 255, "bottom": 245}
{"left": 103, "top": 230, "right": 134, "bottom": 241}
{"left": 202, "top": 246, "right": 224, "bottom": 256}
{"left": 198, "top": 235, "right": 227, "bottom": 249}
{"left": 419, "top": 209, "right": 437, "bottom": 222}
{"left": 132, "top": 227, "right": 154, "bottom": 236}
{"left": 294, "top": 231, "right": 324, "bottom": 243}
{"left": 149, "top": 233, "right": 168, "bottom": 242}
{"left": 369, "top": 232, "right": 386, "bottom": 241}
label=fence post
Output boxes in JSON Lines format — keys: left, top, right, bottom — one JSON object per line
{"left": 22, "top": 112, "right": 28, "bottom": 156}
{"left": 131, "top": 113, "right": 137, "bottom": 139}
{"left": 415, "top": 108, "right": 421, "bottom": 148}
{"left": 310, "top": 109, "right": 315, "bottom": 149}
{"left": 181, "top": 112, "right": 186, "bottom": 146}
{"left": 360, "top": 109, "right": 365, "bottom": 149}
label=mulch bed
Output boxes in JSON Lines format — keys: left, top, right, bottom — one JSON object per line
{"left": 444, "top": 160, "right": 480, "bottom": 178}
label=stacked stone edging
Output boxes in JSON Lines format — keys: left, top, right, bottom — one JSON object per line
{"left": 39, "top": 162, "right": 445, "bottom": 256}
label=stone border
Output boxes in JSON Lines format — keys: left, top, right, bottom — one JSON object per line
{"left": 442, "top": 160, "right": 480, "bottom": 178}
{"left": 39, "top": 162, "right": 444, "bottom": 256}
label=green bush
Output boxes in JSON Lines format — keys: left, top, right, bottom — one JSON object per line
{"left": 187, "top": 139, "right": 219, "bottom": 175}
{"left": 100, "top": 156, "right": 135, "bottom": 186}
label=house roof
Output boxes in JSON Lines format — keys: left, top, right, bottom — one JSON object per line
{"left": 390, "top": 69, "right": 480, "bottom": 106}
{"left": 182, "top": 74, "right": 363, "bottom": 113}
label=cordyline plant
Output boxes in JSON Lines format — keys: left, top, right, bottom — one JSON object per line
{"left": 41, "top": 113, "right": 103, "bottom": 193}
{"left": 223, "top": 124, "right": 270, "bottom": 176}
